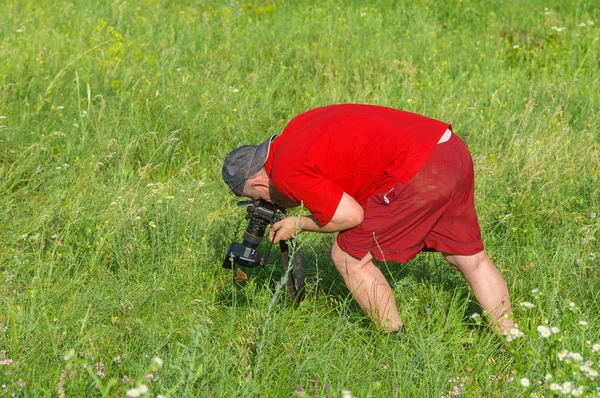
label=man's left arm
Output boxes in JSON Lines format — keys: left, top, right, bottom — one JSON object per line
{"left": 269, "top": 192, "right": 363, "bottom": 242}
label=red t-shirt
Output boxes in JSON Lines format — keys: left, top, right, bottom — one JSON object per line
{"left": 263, "top": 104, "right": 450, "bottom": 226}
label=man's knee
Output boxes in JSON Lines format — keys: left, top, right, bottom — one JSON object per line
{"left": 331, "top": 240, "right": 372, "bottom": 274}
{"left": 443, "top": 250, "right": 488, "bottom": 275}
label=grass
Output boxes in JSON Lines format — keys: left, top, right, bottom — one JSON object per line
{"left": 0, "top": 0, "right": 599, "bottom": 396}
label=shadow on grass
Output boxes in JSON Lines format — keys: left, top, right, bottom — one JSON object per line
{"left": 217, "top": 235, "right": 482, "bottom": 325}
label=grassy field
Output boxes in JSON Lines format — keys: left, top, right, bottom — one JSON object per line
{"left": 1, "top": 0, "right": 599, "bottom": 396}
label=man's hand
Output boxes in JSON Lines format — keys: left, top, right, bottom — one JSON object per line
{"left": 269, "top": 217, "right": 303, "bottom": 243}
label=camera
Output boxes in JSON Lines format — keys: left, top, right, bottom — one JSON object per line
{"left": 222, "top": 199, "right": 285, "bottom": 269}
{"left": 222, "top": 199, "right": 306, "bottom": 301}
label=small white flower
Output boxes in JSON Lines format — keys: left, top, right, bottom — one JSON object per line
{"left": 537, "top": 325, "right": 552, "bottom": 338}
{"left": 558, "top": 349, "right": 569, "bottom": 361}
{"left": 126, "top": 388, "right": 141, "bottom": 397}
{"left": 520, "top": 301, "right": 534, "bottom": 308}
{"left": 578, "top": 320, "right": 588, "bottom": 326}
{"left": 138, "top": 384, "right": 148, "bottom": 394}
{"left": 580, "top": 365, "right": 591, "bottom": 373}
{"left": 341, "top": 390, "right": 355, "bottom": 398}
{"left": 471, "top": 313, "right": 480, "bottom": 319}
{"left": 551, "top": 327, "right": 560, "bottom": 334}
{"left": 513, "top": 44, "right": 519, "bottom": 49}
{"left": 568, "top": 352, "right": 583, "bottom": 362}
{"left": 592, "top": 344, "right": 600, "bottom": 352}
{"left": 549, "top": 383, "right": 561, "bottom": 391}
{"left": 0, "top": 116, "right": 6, "bottom": 119}
{"left": 63, "top": 349, "right": 75, "bottom": 361}
{"left": 152, "top": 357, "right": 163, "bottom": 368}
{"left": 562, "top": 381, "right": 573, "bottom": 394}
{"left": 520, "top": 378, "right": 531, "bottom": 387}
{"left": 569, "top": 302, "right": 577, "bottom": 308}
{"left": 360, "top": 12, "right": 367, "bottom": 17}
{"left": 579, "top": 22, "right": 587, "bottom": 27}
{"left": 552, "top": 26, "right": 566, "bottom": 32}
{"left": 531, "top": 288, "right": 539, "bottom": 294}
{"left": 588, "top": 369, "right": 598, "bottom": 378}
{"left": 56, "top": 106, "right": 64, "bottom": 110}
{"left": 545, "top": 373, "right": 553, "bottom": 382}
{"left": 588, "top": 20, "right": 595, "bottom": 25}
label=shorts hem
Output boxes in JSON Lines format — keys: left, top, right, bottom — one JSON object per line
{"left": 337, "top": 236, "right": 485, "bottom": 264}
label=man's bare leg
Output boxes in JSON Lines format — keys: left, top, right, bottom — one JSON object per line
{"left": 443, "top": 250, "right": 514, "bottom": 332}
{"left": 331, "top": 240, "right": 402, "bottom": 332}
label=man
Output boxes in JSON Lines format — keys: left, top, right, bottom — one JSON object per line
{"left": 222, "top": 104, "right": 513, "bottom": 333}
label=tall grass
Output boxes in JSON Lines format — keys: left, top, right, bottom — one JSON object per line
{"left": 0, "top": 0, "right": 599, "bottom": 396}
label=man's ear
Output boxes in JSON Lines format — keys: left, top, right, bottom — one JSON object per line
{"left": 248, "top": 174, "right": 269, "bottom": 189}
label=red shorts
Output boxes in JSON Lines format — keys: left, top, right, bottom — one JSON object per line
{"left": 337, "top": 132, "right": 484, "bottom": 263}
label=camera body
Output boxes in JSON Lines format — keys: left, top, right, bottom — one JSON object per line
{"left": 222, "top": 199, "right": 285, "bottom": 269}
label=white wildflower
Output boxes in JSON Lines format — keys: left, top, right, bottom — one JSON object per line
{"left": 63, "top": 349, "right": 75, "bottom": 361}
{"left": 152, "top": 357, "right": 163, "bottom": 368}
{"left": 138, "top": 384, "right": 148, "bottom": 394}
{"left": 549, "top": 383, "right": 561, "bottom": 391}
{"left": 519, "top": 301, "right": 534, "bottom": 308}
{"left": 531, "top": 288, "right": 539, "bottom": 294}
{"left": 568, "top": 352, "right": 583, "bottom": 362}
{"left": 551, "top": 327, "right": 560, "bottom": 334}
{"left": 558, "top": 349, "right": 569, "bottom": 361}
{"left": 520, "top": 378, "right": 531, "bottom": 387}
{"left": 562, "top": 381, "right": 573, "bottom": 394}
{"left": 552, "top": 26, "right": 566, "bottom": 32}
{"left": 537, "top": 325, "right": 552, "bottom": 338}
{"left": 126, "top": 388, "right": 141, "bottom": 397}
{"left": 592, "top": 344, "right": 600, "bottom": 352}
{"left": 578, "top": 320, "right": 588, "bottom": 326}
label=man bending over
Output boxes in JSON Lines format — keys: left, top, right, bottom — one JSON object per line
{"left": 222, "top": 104, "right": 513, "bottom": 333}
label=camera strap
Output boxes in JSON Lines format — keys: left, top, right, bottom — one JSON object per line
{"left": 279, "top": 239, "right": 305, "bottom": 302}
{"left": 261, "top": 230, "right": 278, "bottom": 266}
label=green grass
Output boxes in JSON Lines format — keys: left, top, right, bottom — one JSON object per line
{"left": 1, "top": 0, "right": 599, "bottom": 396}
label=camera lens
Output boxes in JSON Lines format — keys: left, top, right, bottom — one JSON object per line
{"left": 242, "top": 218, "right": 268, "bottom": 248}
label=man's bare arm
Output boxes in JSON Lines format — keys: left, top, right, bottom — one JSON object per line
{"left": 270, "top": 192, "right": 363, "bottom": 242}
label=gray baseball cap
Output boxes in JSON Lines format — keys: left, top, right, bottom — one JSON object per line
{"left": 222, "top": 134, "right": 276, "bottom": 196}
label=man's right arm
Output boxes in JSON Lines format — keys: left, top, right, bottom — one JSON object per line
{"left": 269, "top": 192, "right": 363, "bottom": 242}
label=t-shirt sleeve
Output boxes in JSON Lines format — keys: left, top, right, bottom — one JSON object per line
{"left": 274, "top": 165, "right": 344, "bottom": 226}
